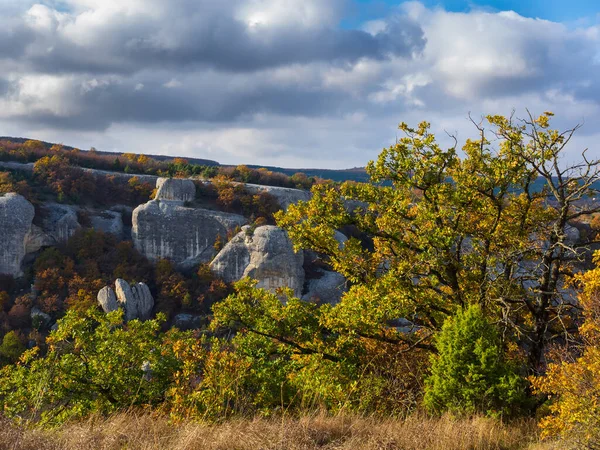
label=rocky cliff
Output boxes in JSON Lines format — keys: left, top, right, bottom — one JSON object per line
{"left": 0, "top": 193, "right": 35, "bottom": 277}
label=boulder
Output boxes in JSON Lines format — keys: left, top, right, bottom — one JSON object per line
{"left": 210, "top": 225, "right": 304, "bottom": 297}
{"left": 40, "top": 203, "right": 80, "bottom": 244}
{"left": 132, "top": 200, "right": 247, "bottom": 269}
{"left": 0, "top": 193, "right": 35, "bottom": 277}
{"left": 155, "top": 178, "right": 196, "bottom": 203}
{"left": 89, "top": 210, "right": 124, "bottom": 238}
{"left": 97, "top": 285, "right": 119, "bottom": 313}
{"left": 97, "top": 279, "right": 154, "bottom": 321}
{"left": 302, "top": 270, "right": 347, "bottom": 305}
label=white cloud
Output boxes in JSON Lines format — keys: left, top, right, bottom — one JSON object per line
{"left": 0, "top": 1, "right": 598, "bottom": 168}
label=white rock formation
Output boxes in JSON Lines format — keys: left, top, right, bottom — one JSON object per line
{"left": 155, "top": 178, "right": 196, "bottom": 203}
{"left": 210, "top": 225, "right": 305, "bottom": 297}
{"left": 132, "top": 200, "right": 247, "bottom": 269}
{"left": 0, "top": 193, "right": 35, "bottom": 277}
{"left": 97, "top": 279, "right": 154, "bottom": 321}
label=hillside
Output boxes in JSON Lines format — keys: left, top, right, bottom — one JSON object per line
{"left": 0, "top": 115, "right": 599, "bottom": 449}
{"left": 0, "top": 136, "right": 370, "bottom": 183}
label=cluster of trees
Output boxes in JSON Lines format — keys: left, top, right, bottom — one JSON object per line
{"left": 0, "top": 160, "right": 154, "bottom": 208}
{"left": 0, "top": 229, "right": 231, "bottom": 360}
{"left": 218, "top": 165, "right": 319, "bottom": 190}
{"left": 0, "top": 139, "right": 319, "bottom": 190}
{"left": 200, "top": 176, "right": 281, "bottom": 224}
{"left": 0, "top": 113, "right": 599, "bottom": 446}
{"left": 32, "top": 155, "right": 154, "bottom": 206}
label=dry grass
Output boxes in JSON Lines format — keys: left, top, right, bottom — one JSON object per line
{"left": 0, "top": 412, "right": 561, "bottom": 450}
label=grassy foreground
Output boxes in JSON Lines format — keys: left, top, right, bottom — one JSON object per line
{"left": 0, "top": 413, "right": 563, "bottom": 450}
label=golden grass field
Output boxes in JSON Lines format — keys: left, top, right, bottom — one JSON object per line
{"left": 0, "top": 412, "right": 566, "bottom": 450}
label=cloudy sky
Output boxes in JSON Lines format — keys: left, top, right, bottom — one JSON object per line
{"left": 0, "top": 0, "right": 599, "bottom": 168}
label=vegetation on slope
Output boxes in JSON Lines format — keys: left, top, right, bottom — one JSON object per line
{"left": 0, "top": 112, "right": 599, "bottom": 448}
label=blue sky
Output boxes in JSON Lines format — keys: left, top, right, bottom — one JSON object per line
{"left": 0, "top": 0, "right": 599, "bottom": 168}
{"left": 353, "top": 0, "right": 599, "bottom": 22}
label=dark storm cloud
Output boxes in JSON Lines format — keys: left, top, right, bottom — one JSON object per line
{"left": 3, "top": 74, "right": 352, "bottom": 131}
{"left": 5, "top": 1, "right": 425, "bottom": 76}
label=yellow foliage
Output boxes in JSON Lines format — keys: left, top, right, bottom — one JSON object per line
{"left": 531, "top": 250, "right": 600, "bottom": 446}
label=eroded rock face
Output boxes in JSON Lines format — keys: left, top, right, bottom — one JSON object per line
{"left": 210, "top": 225, "right": 304, "bottom": 297}
{"left": 97, "top": 279, "right": 154, "bottom": 321}
{"left": 0, "top": 193, "right": 35, "bottom": 277}
{"left": 155, "top": 178, "right": 196, "bottom": 203}
{"left": 303, "top": 270, "right": 347, "bottom": 305}
{"left": 40, "top": 203, "right": 80, "bottom": 244}
{"left": 132, "top": 200, "right": 247, "bottom": 269}
{"left": 24, "top": 225, "right": 54, "bottom": 254}
{"left": 89, "top": 210, "right": 124, "bottom": 238}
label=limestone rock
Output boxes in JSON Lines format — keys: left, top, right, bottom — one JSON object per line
{"left": 302, "top": 270, "right": 347, "bottom": 305}
{"left": 40, "top": 203, "right": 80, "bottom": 244}
{"left": 210, "top": 225, "right": 304, "bottom": 297}
{"left": 97, "top": 285, "right": 119, "bottom": 313}
{"left": 89, "top": 210, "right": 124, "bottom": 238}
{"left": 0, "top": 193, "right": 35, "bottom": 277}
{"left": 24, "top": 224, "right": 54, "bottom": 254}
{"left": 155, "top": 178, "right": 196, "bottom": 203}
{"left": 97, "top": 279, "right": 154, "bottom": 321}
{"left": 130, "top": 282, "right": 154, "bottom": 321}
{"left": 133, "top": 200, "right": 247, "bottom": 269}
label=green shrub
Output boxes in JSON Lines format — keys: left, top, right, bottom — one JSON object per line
{"left": 424, "top": 305, "right": 527, "bottom": 417}
{"left": 0, "top": 331, "right": 25, "bottom": 365}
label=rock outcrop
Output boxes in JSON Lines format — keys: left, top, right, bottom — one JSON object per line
{"left": 210, "top": 225, "right": 304, "bottom": 297}
{"left": 133, "top": 200, "right": 247, "bottom": 269}
{"left": 97, "top": 279, "right": 154, "bottom": 321}
{"left": 24, "top": 224, "right": 54, "bottom": 254}
{"left": 155, "top": 178, "right": 196, "bottom": 203}
{"left": 23, "top": 203, "right": 81, "bottom": 255}
{"left": 303, "top": 270, "right": 347, "bottom": 305}
{"left": 40, "top": 203, "right": 80, "bottom": 244}
{"left": 89, "top": 210, "right": 124, "bottom": 238}
{"left": 0, "top": 193, "right": 35, "bottom": 277}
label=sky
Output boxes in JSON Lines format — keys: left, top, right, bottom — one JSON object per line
{"left": 0, "top": 0, "right": 599, "bottom": 169}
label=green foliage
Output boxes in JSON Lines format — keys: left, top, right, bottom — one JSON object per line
{"left": 424, "top": 305, "right": 527, "bottom": 417}
{"left": 0, "top": 309, "right": 193, "bottom": 426}
{"left": 0, "top": 331, "right": 25, "bottom": 365}
{"left": 211, "top": 279, "right": 427, "bottom": 415}
{"left": 277, "top": 113, "right": 599, "bottom": 372}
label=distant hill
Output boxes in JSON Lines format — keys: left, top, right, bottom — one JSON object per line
{"left": 0, "top": 136, "right": 220, "bottom": 167}
{"left": 0, "top": 136, "right": 370, "bottom": 183}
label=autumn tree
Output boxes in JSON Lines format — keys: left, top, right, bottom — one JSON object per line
{"left": 531, "top": 250, "right": 600, "bottom": 446}
{"left": 277, "top": 112, "right": 600, "bottom": 374}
